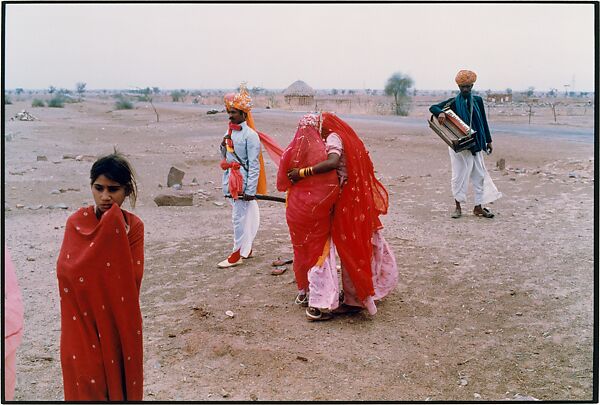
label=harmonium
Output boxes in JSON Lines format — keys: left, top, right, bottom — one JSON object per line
{"left": 428, "top": 109, "right": 477, "bottom": 152}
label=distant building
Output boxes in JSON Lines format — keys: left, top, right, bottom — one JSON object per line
{"left": 486, "top": 93, "right": 513, "bottom": 103}
{"left": 283, "top": 80, "right": 315, "bottom": 106}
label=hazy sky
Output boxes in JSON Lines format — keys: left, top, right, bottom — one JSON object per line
{"left": 4, "top": 3, "right": 596, "bottom": 91}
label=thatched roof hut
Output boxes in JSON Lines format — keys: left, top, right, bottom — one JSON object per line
{"left": 283, "top": 80, "right": 315, "bottom": 106}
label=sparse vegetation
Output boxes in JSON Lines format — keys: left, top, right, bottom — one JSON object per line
{"left": 32, "top": 99, "right": 45, "bottom": 107}
{"left": 4, "top": 94, "right": 12, "bottom": 104}
{"left": 115, "top": 97, "right": 134, "bottom": 110}
{"left": 47, "top": 95, "right": 65, "bottom": 108}
{"left": 133, "top": 87, "right": 159, "bottom": 122}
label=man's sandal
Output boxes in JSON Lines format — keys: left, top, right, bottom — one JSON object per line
{"left": 451, "top": 209, "right": 462, "bottom": 219}
{"left": 306, "top": 307, "right": 333, "bottom": 321}
{"left": 294, "top": 293, "right": 309, "bottom": 307}
{"left": 272, "top": 257, "right": 293, "bottom": 267}
{"left": 474, "top": 207, "right": 495, "bottom": 218}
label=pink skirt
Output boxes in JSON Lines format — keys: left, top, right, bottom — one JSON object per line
{"left": 305, "top": 231, "right": 398, "bottom": 315}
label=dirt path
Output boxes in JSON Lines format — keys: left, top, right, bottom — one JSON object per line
{"left": 4, "top": 98, "right": 594, "bottom": 401}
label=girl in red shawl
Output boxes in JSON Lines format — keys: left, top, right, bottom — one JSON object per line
{"left": 56, "top": 152, "right": 144, "bottom": 400}
{"left": 279, "top": 112, "right": 398, "bottom": 321}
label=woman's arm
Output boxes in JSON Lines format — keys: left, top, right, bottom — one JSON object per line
{"left": 287, "top": 152, "right": 340, "bottom": 182}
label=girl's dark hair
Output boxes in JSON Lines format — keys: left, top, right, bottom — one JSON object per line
{"left": 90, "top": 151, "right": 138, "bottom": 208}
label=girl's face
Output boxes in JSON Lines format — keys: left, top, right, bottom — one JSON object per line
{"left": 92, "top": 174, "right": 127, "bottom": 215}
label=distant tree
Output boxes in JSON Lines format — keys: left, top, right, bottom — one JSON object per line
{"left": 57, "top": 88, "right": 72, "bottom": 95}
{"left": 76, "top": 82, "right": 87, "bottom": 98}
{"left": 331, "top": 89, "right": 338, "bottom": 96}
{"left": 48, "top": 85, "right": 56, "bottom": 94}
{"left": 526, "top": 86, "right": 535, "bottom": 97}
{"left": 526, "top": 103, "right": 534, "bottom": 125}
{"left": 171, "top": 90, "right": 187, "bottom": 102}
{"left": 549, "top": 101, "right": 559, "bottom": 123}
{"left": 384, "top": 72, "right": 414, "bottom": 116}
{"left": 152, "top": 87, "right": 160, "bottom": 94}
{"left": 15, "top": 88, "right": 24, "bottom": 95}
{"left": 140, "top": 87, "right": 159, "bottom": 122}
{"left": 505, "top": 88, "right": 512, "bottom": 94}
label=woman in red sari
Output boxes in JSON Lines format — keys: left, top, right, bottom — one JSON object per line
{"left": 56, "top": 152, "right": 144, "bottom": 400}
{"left": 277, "top": 113, "right": 340, "bottom": 316}
{"left": 280, "top": 112, "right": 398, "bottom": 320}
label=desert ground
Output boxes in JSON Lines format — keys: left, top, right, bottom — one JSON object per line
{"left": 3, "top": 93, "right": 595, "bottom": 401}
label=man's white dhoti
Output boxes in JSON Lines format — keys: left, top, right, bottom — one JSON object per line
{"left": 230, "top": 199, "right": 260, "bottom": 257}
{"left": 448, "top": 147, "right": 502, "bottom": 205}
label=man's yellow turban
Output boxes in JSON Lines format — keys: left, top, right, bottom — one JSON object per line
{"left": 224, "top": 84, "right": 253, "bottom": 113}
{"left": 455, "top": 70, "right": 477, "bottom": 86}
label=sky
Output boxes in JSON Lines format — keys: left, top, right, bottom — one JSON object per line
{"left": 4, "top": 2, "right": 596, "bottom": 92}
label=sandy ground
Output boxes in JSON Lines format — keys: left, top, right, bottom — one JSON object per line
{"left": 3, "top": 96, "right": 595, "bottom": 401}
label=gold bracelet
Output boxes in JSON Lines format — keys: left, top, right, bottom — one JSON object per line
{"left": 299, "top": 168, "right": 306, "bottom": 178}
{"left": 308, "top": 166, "right": 314, "bottom": 176}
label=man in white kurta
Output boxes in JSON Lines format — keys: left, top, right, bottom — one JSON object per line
{"left": 429, "top": 70, "right": 502, "bottom": 218}
{"left": 217, "top": 90, "right": 261, "bottom": 268}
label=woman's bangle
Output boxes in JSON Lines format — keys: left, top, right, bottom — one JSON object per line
{"left": 299, "top": 167, "right": 314, "bottom": 178}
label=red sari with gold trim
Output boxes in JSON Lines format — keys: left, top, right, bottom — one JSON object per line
{"left": 56, "top": 204, "right": 144, "bottom": 400}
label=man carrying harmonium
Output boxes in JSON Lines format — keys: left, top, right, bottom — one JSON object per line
{"left": 429, "top": 69, "right": 502, "bottom": 219}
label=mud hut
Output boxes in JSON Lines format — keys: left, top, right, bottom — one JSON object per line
{"left": 486, "top": 93, "right": 513, "bottom": 103}
{"left": 283, "top": 80, "right": 315, "bottom": 106}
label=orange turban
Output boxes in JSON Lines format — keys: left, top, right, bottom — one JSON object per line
{"left": 455, "top": 70, "right": 477, "bottom": 86}
{"left": 224, "top": 84, "right": 253, "bottom": 113}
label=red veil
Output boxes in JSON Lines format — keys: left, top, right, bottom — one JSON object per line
{"left": 322, "top": 112, "right": 389, "bottom": 302}
{"left": 57, "top": 205, "right": 144, "bottom": 400}
{"left": 277, "top": 114, "right": 339, "bottom": 292}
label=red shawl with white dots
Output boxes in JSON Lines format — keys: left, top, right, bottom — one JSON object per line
{"left": 322, "top": 112, "right": 389, "bottom": 302}
{"left": 56, "top": 204, "right": 144, "bottom": 400}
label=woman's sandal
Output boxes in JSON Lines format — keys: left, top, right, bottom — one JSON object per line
{"left": 474, "top": 207, "right": 495, "bottom": 218}
{"left": 294, "top": 293, "right": 309, "bottom": 307}
{"left": 306, "top": 306, "right": 333, "bottom": 321}
{"left": 272, "top": 257, "right": 293, "bottom": 267}
{"left": 333, "top": 303, "right": 363, "bottom": 315}
{"left": 270, "top": 266, "right": 287, "bottom": 276}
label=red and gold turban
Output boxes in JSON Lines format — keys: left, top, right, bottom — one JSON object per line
{"left": 455, "top": 70, "right": 477, "bottom": 86}
{"left": 224, "top": 84, "right": 253, "bottom": 113}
